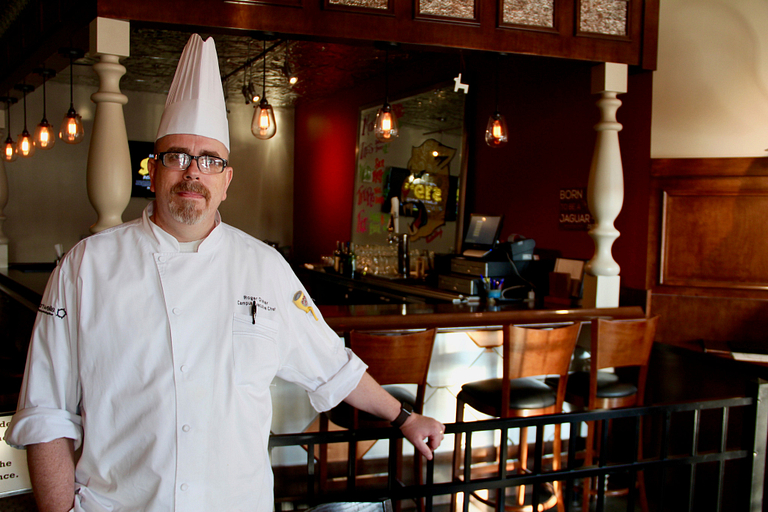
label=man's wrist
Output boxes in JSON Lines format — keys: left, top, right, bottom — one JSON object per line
{"left": 390, "top": 402, "right": 412, "bottom": 428}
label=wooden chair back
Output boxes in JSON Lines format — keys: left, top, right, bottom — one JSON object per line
{"left": 590, "top": 315, "right": 659, "bottom": 408}
{"left": 501, "top": 322, "right": 581, "bottom": 417}
{"left": 348, "top": 328, "right": 437, "bottom": 413}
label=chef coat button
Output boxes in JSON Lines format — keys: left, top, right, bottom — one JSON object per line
{"left": 180, "top": 365, "right": 188, "bottom": 372}
{"left": 173, "top": 308, "right": 182, "bottom": 315}
{"left": 158, "top": 256, "right": 166, "bottom": 263}
{"left": 182, "top": 424, "right": 191, "bottom": 432}
{"left": 180, "top": 483, "right": 189, "bottom": 491}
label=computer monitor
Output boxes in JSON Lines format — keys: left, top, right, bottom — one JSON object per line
{"left": 462, "top": 214, "right": 503, "bottom": 258}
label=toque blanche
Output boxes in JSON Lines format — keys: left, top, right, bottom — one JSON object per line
{"left": 156, "top": 34, "right": 230, "bottom": 151}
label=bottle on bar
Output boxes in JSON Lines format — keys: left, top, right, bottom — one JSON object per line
{"left": 333, "top": 241, "right": 342, "bottom": 274}
{"left": 347, "top": 242, "right": 356, "bottom": 278}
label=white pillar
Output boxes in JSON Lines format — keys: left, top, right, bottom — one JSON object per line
{"left": 87, "top": 17, "right": 131, "bottom": 233}
{"left": 583, "top": 62, "right": 627, "bottom": 308}
{"left": 0, "top": 114, "right": 8, "bottom": 267}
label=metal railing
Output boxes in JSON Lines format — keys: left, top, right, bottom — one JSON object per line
{"left": 269, "top": 380, "right": 768, "bottom": 512}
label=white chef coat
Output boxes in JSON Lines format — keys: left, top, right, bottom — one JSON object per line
{"left": 7, "top": 203, "right": 367, "bottom": 512}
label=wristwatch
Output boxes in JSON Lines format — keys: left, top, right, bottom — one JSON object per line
{"left": 390, "top": 402, "right": 413, "bottom": 428}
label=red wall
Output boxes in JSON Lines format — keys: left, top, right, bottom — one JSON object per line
{"left": 293, "top": 53, "right": 653, "bottom": 290}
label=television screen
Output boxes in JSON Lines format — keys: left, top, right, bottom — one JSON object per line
{"left": 129, "top": 140, "right": 155, "bottom": 198}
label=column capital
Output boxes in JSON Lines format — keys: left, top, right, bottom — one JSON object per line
{"left": 90, "top": 17, "right": 130, "bottom": 58}
{"left": 591, "top": 62, "right": 627, "bottom": 95}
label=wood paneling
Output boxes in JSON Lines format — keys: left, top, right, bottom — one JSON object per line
{"left": 648, "top": 158, "right": 768, "bottom": 348}
{"left": 93, "top": 0, "right": 658, "bottom": 68}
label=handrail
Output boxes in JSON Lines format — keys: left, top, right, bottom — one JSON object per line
{"left": 270, "top": 383, "right": 768, "bottom": 512}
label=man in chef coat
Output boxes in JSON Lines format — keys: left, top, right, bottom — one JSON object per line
{"left": 6, "top": 35, "right": 445, "bottom": 512}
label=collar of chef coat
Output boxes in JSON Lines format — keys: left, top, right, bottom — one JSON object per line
{"left": 143, "top": 201, "right": 224, "bottom": 253}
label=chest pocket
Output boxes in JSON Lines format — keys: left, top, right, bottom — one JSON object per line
{"left": 232, "top": 314, "right": 280, "bottom": 387}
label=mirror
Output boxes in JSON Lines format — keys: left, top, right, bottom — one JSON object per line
{"left": 351, "top": 83, "right": 467, "bottom": 267}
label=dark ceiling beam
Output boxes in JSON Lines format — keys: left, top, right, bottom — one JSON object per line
{"left": 0, "top": 0, "right": 95, "bottom": 102}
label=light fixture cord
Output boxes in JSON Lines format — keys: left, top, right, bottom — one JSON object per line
{"left": 494, "top": 55, "right": 500, "bottom": 113}
{"left": 22, "top": 83, "right": 27, "bottom": 131}
{"left": 262, "top": 39, "right": 267, "bottom": 99}
{"left": 384, "top": 49, "right": 389, "bottom": 103}
{"left": 69, "top": 53, "right": 74, "bottom": 109}
{"left": 42, "top": 75, "right": 47, "bottom": 119}
{"left": 245, "top": 40, "right": 251, "bottom": 88}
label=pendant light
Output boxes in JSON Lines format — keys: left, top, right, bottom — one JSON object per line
{"left": 34, "top": 68, "right": 56, "bottom": 150}
{"left": 59, "top": 48, "right": 85, "bottom": 144}
{"left": 485, "top": 54, "right": 509, "bottom": 148}
{"left": 15, "top": 83, "right": 35, "bottom": 158}
{"left": 2, "top": 97, "right": 18, "bottom": 162}
{"left": 251, "top": 38, "right": 277, "bottom": 140}
{"left": 374, "top": 47, "right": 399, "bottom": 143}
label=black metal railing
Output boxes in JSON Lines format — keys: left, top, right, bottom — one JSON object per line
{"left": 269, "top": 380, "right": 768, "bottom": 512}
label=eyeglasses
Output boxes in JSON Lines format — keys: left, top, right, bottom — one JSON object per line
{"left": 151, "top": 152, "right": 228, "bottom": 174}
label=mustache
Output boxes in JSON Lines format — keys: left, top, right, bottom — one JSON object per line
{"left": 171, "top": 181, "right": 211, "bottom": 201}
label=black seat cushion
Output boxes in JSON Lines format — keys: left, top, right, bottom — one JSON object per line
{"left": 458, "top": 377, "right": 556, "bottom": 417}
{"left": 566, "top": 371, "right": 637, "bottom": 399}
{"left": 327, "top": 385, "right": 416, "bottom": 428}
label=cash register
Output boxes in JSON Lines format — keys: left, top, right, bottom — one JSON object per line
{"left": 438, "top": 214, "right": 535, "bottom": 297}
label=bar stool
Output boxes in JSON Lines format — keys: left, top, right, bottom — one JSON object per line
{"left": 451, "top": 322, "right": 581, "bottom": 512}
{"left": 319, "top": 328, "right": 437, "bottom": 506}
{"left": 565, "top": 316, "right": 659, "bottom": 512}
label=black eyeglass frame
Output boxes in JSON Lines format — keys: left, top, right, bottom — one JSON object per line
{"left": 151, "top": 152, "right": 229, "bottom": 174}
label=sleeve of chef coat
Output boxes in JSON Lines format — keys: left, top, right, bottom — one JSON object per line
{"left": 271, "top": 257, "right": 367, "bottom": 413}
{"left": 5, "top": 256, "right": 83, "bottom": 450}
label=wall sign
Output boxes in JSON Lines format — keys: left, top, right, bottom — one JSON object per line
{"left": 559, "top": 187, "right": 592, "bottom": 231}
{"left": 0, "top": 415, "right": 32, "bottom": 497}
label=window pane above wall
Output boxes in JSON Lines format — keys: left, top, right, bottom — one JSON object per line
{"left": 502, "top": 0, "right": 555, "bottom": 29}
{"left": 579, "top": 0, "right": 629, "bottom": 37}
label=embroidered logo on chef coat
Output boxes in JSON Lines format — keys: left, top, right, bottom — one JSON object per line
{"left": 238, "top": 295, "right": 276, "bottom": 313}
{"left": 38, "top": 303, "right": 67, "bottom": 319}
{"left": 292, "top": 291, "right": 318, "bottom": 321}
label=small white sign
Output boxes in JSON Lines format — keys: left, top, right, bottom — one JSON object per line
{"left": 0, "top": 415, "right": 32, "bottom": 497}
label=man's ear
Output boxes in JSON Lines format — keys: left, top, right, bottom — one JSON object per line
{"left": 148, "top": 156, "right": 157, "bottom": 192}
{"left": 221, "top": 166, "right": 234, "bottom": 201}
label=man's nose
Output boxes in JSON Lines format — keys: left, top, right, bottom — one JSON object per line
{"left": 184, "top": 159, "right": 202, "bottom": 179}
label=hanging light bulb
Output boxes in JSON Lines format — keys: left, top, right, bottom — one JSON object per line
{"left": 2, "top": 97, "right": 18, "bottom": 162}
{"left": 485, "top": 111, "right": 508, "bottom": 148}
{"left": 59, "top": 48, "right": 85, "bottom": 144}
{"left": 485, "top": 54, "right": 509, "bottom": 148}
{"left": 34, "top": 68, "right": 56, "bottom": 150}
{"left": 374, "top": 47, "right": 399, "bottom": 142}
{"left": 252, "top": 38, "right": 277, "bottom": 140}
{"left": 15, "top": 83, "right": 35, "bottom": 158}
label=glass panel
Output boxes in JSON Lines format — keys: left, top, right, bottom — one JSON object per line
{"left": 419, "top": 0, "right": 475, "bottom": 20}
{"left": 502, "top": 0, "right": 554, "bottom": 28}
{"left": 329, "top": 0, "right": 388, "bottom": 9}
{"left": 580, "top": 0, "right": 628, "bottom": 36}
{"left": 352, "top": 84, "right": 466, "bottom": 262}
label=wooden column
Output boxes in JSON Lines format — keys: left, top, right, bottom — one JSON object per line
{"left": 87, "top": 17, "right": 131, "bottom": 233}
{"left": 583, "top": 63, "right": 627, "bottom": 308}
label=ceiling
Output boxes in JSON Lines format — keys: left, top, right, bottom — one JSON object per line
{"left": 53, "top": 27, "right": 456, "bottom": 110}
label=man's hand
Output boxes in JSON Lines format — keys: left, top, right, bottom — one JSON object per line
{"left": 399, "top": 412, "right": 445, "bottom": 460}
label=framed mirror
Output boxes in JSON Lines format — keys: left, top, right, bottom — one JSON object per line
{"left": 351, "top": 83, "right": 467, "bottom": 270}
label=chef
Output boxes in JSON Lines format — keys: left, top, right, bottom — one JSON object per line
{"left": 6, "top": 34, "right": 445, "bottom": 512}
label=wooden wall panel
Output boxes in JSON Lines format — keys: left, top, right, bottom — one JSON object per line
{"left": 649, "top": 158, "right": 768, "bottom": 348}
{"left": 651, "top": 293, "right": 768, "bottom": 351}
{"left": 660, "top": 181, "right": 768, "bottom": 290}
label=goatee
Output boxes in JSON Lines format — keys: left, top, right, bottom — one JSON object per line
{"left": 168, "top": 181, "right": 211, "bottom": 225}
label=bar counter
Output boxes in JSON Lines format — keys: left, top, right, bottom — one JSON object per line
{"left": 319, "top": 302, "right": 646, "bottom": 333}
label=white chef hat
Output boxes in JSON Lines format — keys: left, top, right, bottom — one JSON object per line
{"left": 155, "top": 34, "right": 230, "bottom": 151}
